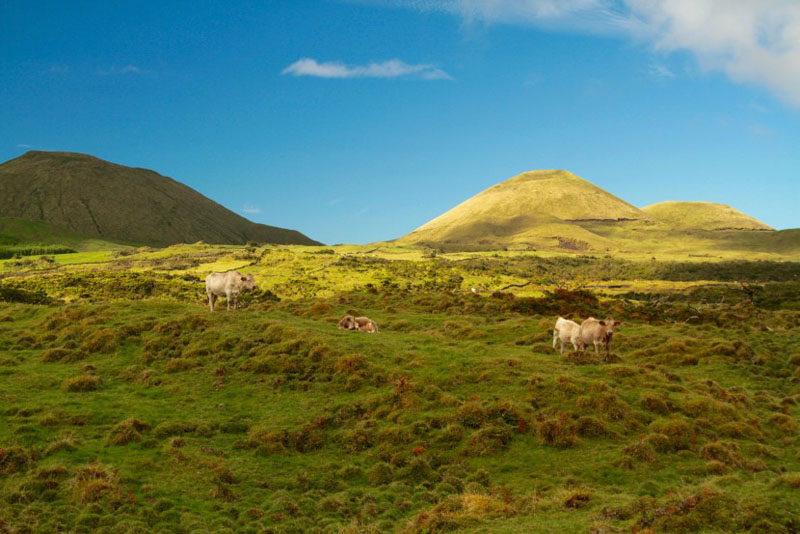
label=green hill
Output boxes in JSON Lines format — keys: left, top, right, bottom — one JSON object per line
{"left": 1, "top": 245, "right": 799, "bottom": 533}
{"left": 642, "top": 201, "right": 773, "bottom": 231}
{"left": 398, "top": 170, "right": 648, "bottom": 250}
{"left": 0, "top": 151, "right": 321, "bottom": 247}
{"left": 396, "top": 170, "right": 798, "bottom": 258}
{"left": 0, "top": 217, "right": 123, "bottom": 251}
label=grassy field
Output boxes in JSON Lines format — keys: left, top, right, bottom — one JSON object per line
{"left": 1, "top": 244, "right": 799, "bottom": 533}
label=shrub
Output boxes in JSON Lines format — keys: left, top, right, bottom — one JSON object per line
{"left": 456, "top": 403, "right": 485, "bottom": 429}
{"left": 699, "top": 441, "right": 742, "bottom": 467}
{"left": 41, "top": 348, "right": 76, "bottom": 363}
{"left": 649, "top": 418, "right": 694, "bottom": 450}
{"left": 107, "top": 419, "right": 150, "bottom": 446}
{"left": 464, "top": 426, "right": 512, "bottom": 456}
{"left": 0, "top": 446, "right": 32, "bottom": 474}
{"left": 564, "top": 490, "right": 591, "bottom": 509}
{"left": 643, "top": 432, "right": 672, "bottom": 453}
{"left": 153, "top": 421, "right": 197, "bottom": 438}
{"left": 576, "top": 416, "right": 609, "bottom": 438}
{"left": 537, "top": 413, "right": 578, "bottom": 448}
{"left": 63, "top": 375, "right": 100, "bottom": 392}
{"left": 640, "top": 392, "right": 670, "bottom": 415}
{"left": 769, "top": 413, "right": 798, "bottom": 434}
{"left": 334, "top": 354, "right": 369, "bottom": 377}
{"left": 165, "top": 358, "right": 197, "bottom": 373}
{"left": 623, "top": 441, "right": 657, "bottom": 463}
{"left": 71, "top": 463, "right": 126, "bottom": 505}
{"left": 79, "top": 329, "right": 119, "bottom": 354}
{"left": 367, "top": 463, "right": 393, "bottom": 486}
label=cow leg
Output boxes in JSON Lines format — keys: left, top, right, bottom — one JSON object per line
{"left": 593, "top": 341, "right": 600, "bottom": 359}
{"left": 226, "top": 290, "right": 232, "bottom": 311}
{"left": 208, "top": 292, "right": 217, "bottom": 312}
{"left": 605, "top": 340, "right": 611, "bottom": 361}
{"left": 553, "top": 330, "right": 558, "bottom": 352}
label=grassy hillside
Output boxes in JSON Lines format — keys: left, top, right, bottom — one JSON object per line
{"left": 1, "top": 244, "right": 799, "bottom": 533}
{"left": 0, "top": 218, "right": 125, "bottom": 254}
{"left": 395, "top": 170, "right": 798, "bottom": 257}
{"left": 398, "top": 170, "right": 647, "bottom": 249}
{"left": 642, "top": 201, "right": 774, "bottom": 231}
{"left": 0, "top": 151, "right": 321, "bottom": 247}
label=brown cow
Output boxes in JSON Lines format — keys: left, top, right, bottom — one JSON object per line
{"left": 354, "top": 316, "right": 379, "bottom": 333}
{"left": 577, "top": 317, "right": 621, "bottom": 360}
{"left": 338, "top": 315, "right": 357, "bottom": 330}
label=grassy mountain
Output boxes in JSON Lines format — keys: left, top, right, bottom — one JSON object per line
{"left": 642, "top": 201, "right": 774, "bottom": 231}
{"left": 398, "top": 170, "right": 649, "bottom": 251}
{"left": 397, "top": 170, "right": 797, "bottom": 258}
{"left": 0, "top": 151, "right": 321, "bottom": 247}
{"left": 0, "top": 217, "right": 123, "bottom": 251}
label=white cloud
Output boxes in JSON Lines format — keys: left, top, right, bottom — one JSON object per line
{"left": 379, "top": 0, "right": 800, "bottom": 107}
{"left": 282, "top": 58, "right": 452, "bottom": 80}
{"left": 649, "top": 64, "right": 675, "bottom": 79}
{"left": 16, "top": 144, "right": 33, "bottom": 148}
{"left": 98, "top": 64, "right": 148, "bottom": 76}
{"left": 118, "top": 64, "right": 144, "bottom": 74}
{"left": 625, "top": 0, "right": 800, "bottom": 107}
{"left": 242, "top": 206, "right": 261, "bottom": 215}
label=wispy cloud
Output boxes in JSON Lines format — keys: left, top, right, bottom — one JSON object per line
{"left": 649, "top": 64, "right": 675, "bottom": 79}
{"left": 242, "top": 206, "right": 261, "bottom": 215}
{"left": 48, "top": 65, "right": 69, "bottom": 74}
{"left": 118, "top": 64, "right": 145, "bottom": 74}
{"left": 749, "top": 123, "right": 773, "bottom": 138}
{"left": 374, "top": 0, "right": 800, "bottom": 107}
{"left": 282, "top": 58, "right": 452, "bottom": 80}
{"left": 98, "top": 64, "right": 149, "bottom": 76}
{"left": 16, "top": 144, "right": 33, "bottom": 148}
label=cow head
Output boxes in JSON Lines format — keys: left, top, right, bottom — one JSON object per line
{"left": 240, "top": 274, "right": 256, "bottom": 290}
{"left": 601, "top": 318, "right": 621, "bottom": 339}
{"left": 338, "top": 315, "right": 357, "bottom": 330}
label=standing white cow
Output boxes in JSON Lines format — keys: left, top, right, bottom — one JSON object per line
{"left": 552, "top": 317, "right": 581, "bottom": 354}
{"left": 205, "top": 271, "right": 256, "bottom": 311}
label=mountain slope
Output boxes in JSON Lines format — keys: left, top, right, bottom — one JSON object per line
{"left": 642, "top": 201, "right": 773, "bottom": 231}
{"left": 398, "top": 170, "right": 648, "bottom": 249}
{"left": 0, "top": 151, "right": 321, "bottom": 247}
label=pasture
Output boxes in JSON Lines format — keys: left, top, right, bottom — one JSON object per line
{"left": 1, "top": 244, "right": 799, "bottom": 533}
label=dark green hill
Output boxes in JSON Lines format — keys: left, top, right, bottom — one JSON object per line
{"left": 0, "top": 151, "right": 321, "bottom": 246}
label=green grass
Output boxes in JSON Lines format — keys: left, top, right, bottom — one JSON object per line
{"left": 1, "top": 244, "right": 799, "bottom": 533}
{"left": 0, "top": 151, "right": 320, "bottom": 247}
{"left": 642, "top": 201, "right": 773, "bottom": 231}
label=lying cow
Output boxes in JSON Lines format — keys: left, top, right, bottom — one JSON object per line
{"left": 577, "top": 317, "right": 621, "bottom": 360}
{"left": 338, "top": 315, "right": 379, "bottom": 333}
{"left": 338, "top": 315, "right": 357, "bottom": 330}
{"left": 552, "top": 317, "right": 581, "bottom": 354}
{"left": 205, "top": 270, "right": 256, "bottom": 311}
{"left": 354, "top": 316, "right": 379, "bottom": 333}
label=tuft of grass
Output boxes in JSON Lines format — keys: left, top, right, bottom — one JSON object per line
{"left": 62, "top": 375, "right": 101, "bottom": 392}
{"left": 106, "top": 419, "right": 150, "bottom": 446}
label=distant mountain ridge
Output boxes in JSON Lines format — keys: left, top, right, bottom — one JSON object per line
{"left": 397, "top": 169, "right": 789, "bottom": 255}
{"left": 0, "top": 151, "right": 321, "bottom": 247}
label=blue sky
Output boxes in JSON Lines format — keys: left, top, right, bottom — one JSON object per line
{"left": 2, "top": 0, "right": 799, "bottom": 243}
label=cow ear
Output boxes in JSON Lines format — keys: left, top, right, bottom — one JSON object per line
{"left": 241, "top": 276, "right": 247, "bottom": 281}
{"left": 599, "top": 321, "right": 606, "bottom": 326}
{"left": 616, "top": 321, "right": 622, "bottom": 326}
